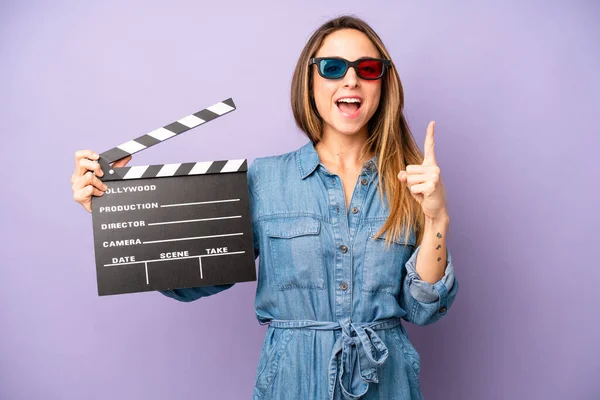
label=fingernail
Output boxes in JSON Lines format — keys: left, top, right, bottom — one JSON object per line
{"left": 93, "top": 153, "right": 99, "bottom": 158}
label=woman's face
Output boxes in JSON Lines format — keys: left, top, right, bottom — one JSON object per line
{"left": 312, "top": 29, "right": 383, "bottom": 139}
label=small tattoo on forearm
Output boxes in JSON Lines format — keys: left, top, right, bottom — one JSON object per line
{"left": 436, "top": 232, "right": 442, "bottom": 239}
{"left": 436, "top": 244, "right": 441, "bottom": 250}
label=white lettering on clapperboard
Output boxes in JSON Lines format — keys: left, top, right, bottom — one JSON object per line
{"left": 160, "top": 251, "right": 189, "bottom": 259}
{"left": 99, "top": 203, "right": 159, "bottom": 213}
{"left": 205, "top": 247, "right": 228, "bottom": 255}
{"left": 103, "top": 239, "right": 142, "bottom": 247}
{"left": 105, "top": 185, "right": 157, "bottom": 194}
{"left": 112, "top": 256, "right": 136, "bottom": 264}
{"left": 101, "top": 221, "right": 146, "bottom": 230}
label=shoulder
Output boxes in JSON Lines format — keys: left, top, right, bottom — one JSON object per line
{"left": 248, "top": 143, "right": 308, "bottom": 180}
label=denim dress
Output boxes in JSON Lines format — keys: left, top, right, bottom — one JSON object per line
{"left": 160, "top": 141, "right": 458, "bottom": 399}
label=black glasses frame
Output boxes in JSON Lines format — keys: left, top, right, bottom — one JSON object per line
{"left": 309, "top": 57, "right": 391, "bottom": 80}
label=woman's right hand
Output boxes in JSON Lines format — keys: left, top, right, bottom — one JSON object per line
{"left": 71, "top": 150, "right": 132, "bottom": 213}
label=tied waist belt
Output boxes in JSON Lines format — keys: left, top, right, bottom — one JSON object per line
{"left": 267, "top": 317, "right": 402, "bottom": 400}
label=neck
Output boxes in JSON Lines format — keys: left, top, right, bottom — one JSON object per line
{"left": 315, "top": 125, "right": 374, "bottom": 171}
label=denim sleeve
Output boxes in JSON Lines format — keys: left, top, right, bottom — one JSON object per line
{"left": 400, "top": 245, "right": 458, "bottom": 325}
{"left": 158, "top": 159, "right": 261, "bottom": 303}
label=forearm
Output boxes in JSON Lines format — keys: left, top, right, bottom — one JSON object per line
{"left": 415, "top": 212, "right": 450, "bottom": 284}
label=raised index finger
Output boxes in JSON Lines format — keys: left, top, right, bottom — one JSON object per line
{"left": 422, "top": 121, "right": 437, "bottom": 166}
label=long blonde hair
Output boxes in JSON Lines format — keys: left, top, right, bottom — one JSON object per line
{"left": 290, "top": 15, "right": 426, "bottom": 247}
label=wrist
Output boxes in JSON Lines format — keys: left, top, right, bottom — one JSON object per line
{"left": 425, "top": 210, "right": 450, "bottom": 226}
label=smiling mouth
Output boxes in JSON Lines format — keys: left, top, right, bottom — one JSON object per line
{"left": 336, "top": 98, "right": 362, "bottom": 114}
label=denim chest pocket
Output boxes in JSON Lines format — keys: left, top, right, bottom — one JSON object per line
{"left": 264, "top": 217, "right": 325, "bottom": 290}
{"left": 362, "top": 222, "right": 416, "bottom": 295}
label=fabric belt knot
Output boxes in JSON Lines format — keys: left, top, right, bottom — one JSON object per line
{"left": 267, "top": 317, "right": 402, "bottom": 400}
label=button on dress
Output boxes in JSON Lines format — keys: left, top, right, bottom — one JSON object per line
{"left": 161, "top": 141, "right": 458, "bottom": 399}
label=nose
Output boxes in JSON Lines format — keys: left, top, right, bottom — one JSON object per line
{"left": 342, "top": 66, "right": 360, "bottom": 88}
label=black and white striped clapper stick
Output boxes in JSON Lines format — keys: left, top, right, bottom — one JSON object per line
{"left": 97, "top": 98, "right": 243, "bottom": 180}
{"left": 90, "top": 98, "right": 257, "bottom": 296}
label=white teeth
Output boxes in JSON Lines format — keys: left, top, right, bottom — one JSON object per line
{"left": 337, "top": 98, "right": 361, "bottom": 103}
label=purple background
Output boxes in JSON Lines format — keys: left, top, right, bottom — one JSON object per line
{"left": 1, "top": 1, "right": 598, "bottom": 399}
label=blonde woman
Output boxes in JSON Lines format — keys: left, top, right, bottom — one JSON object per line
{"left": 71, "top": 15, "right": 458, "bottom": 400}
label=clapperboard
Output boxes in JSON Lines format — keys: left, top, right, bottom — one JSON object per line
{"left": 90, "top": 98, "right": 256, "bottom": 296}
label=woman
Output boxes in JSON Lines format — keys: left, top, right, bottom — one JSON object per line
{"left": 71, "top": 15, "right": 458, "bottom": 400}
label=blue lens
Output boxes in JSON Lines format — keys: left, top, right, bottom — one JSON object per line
{"left": 319, "top": 59, "right": 347, "bottom": 78}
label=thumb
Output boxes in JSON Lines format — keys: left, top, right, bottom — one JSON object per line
{"left": 397, "top": 170, "right": 407, "bottom": 183}
{"left": 112, "top": 155, "right": 132, "bottom": 168}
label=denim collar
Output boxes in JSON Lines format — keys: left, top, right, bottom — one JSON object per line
{"left": 296, "top": 141, "right": 379, "bottom": 180}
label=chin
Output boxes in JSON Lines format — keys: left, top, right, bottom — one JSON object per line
{"left": 338, "top": 127, "right": 364, "bottom": 136}
{"left": 331, "top": 119, "right": 368, "bottom": 136}
{"left": 319, "top": 107, "right": 374, "bottom": 138}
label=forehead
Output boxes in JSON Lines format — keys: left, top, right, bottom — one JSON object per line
{"left": 315, "top": 28, "right": 381, "bottom": 60}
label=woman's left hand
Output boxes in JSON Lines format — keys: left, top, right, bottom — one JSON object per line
{"left": 397, "top": 121, "right": 449, "bottom": 220}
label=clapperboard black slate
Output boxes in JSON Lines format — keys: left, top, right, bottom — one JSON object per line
{"left": 90, "top": 98, "right": 257, "bottom": 296}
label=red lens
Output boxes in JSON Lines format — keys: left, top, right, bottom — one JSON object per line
{"left": 357, "top": 60, "right": 383, "bottom": 79}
